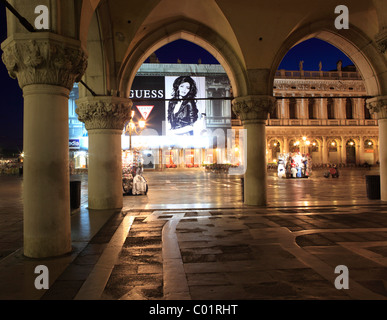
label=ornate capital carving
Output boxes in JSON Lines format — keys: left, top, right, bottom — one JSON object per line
{"left": 232, "top": 95, "right": 276, "bottom": 122}
{"left": 366, "top": 96, "right": 387, "bottom": 119}
{"left": 1, "top": 33, "right": 87, "bottom": 90}
{"left": 375, "top": 29, "right": 387, "bottom": 54}
{"left": 76, "top": 96, "right": 132, "bottom": 130}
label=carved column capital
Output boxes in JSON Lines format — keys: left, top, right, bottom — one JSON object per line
{"left": 366, "top": 96, "right": 387, "bottom": 119}
{"left": 232, "top": 95, "right": 276, "bottom": 122}
{"left": 1, "top": 33, "right": 87, "bottom": 90}
{"left": 76, "top": 96, "right": 132, "bottom": 130}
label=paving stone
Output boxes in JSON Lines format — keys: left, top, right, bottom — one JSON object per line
{"left": 367, "top": 246, "right": 387, "bottom": 257}
{"left": 4, "top": 170, "right": 387, "bottom": 300}
{"left": 41, "top": 280, "right": 84, "bottom": 300}
{"left": 243, "top": 281, "right": 299, "bottom": 299}
{"left": 357, "top": 280, "right": 387, "bottom": 297}
{"left": 187, "top": 273, "right": 231, "bottom": 286}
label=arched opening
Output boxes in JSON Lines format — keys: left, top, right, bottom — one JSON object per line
{"left": 308, "top": 99, "right": 315, "bottom": 120}
{"left": 272, "top": 24, "right": 385, "bottom": 97}
{"left": 346, "top": 98, "right": 353, "bottom": 120}
{"left": 289, "top": 98, "right": 297, "bottom": 119}
{"left": 346, "top": 139, "right": 356, "bottom": 164}
{"left": 272, "top": 26, "right": 384, "bottom": 181}
{"left": 364, "top": 139, "right": 375, "bottom": 165}
{"left": 118, "top": 20, "right": 247, "bottom": 100}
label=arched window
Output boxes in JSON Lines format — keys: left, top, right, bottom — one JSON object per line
{"left": 346, "top": 139, "right": 356, "bottom": 164}
{"left": 364, "top": 101, "right": 371, "bottom": 119}
{"left": 311, "top": 140, "right": 319, "bottom": 152}
{"left": 308, "top": 99, "right": 315, "bottom": 119}
{"left": 289, "top": 98, "right": 297, "bottom": 119}
{"left": 270, "top": 102, "right": 278, "bottom": 119}
{"left": 327, "top": 98, "right": 335, "bottom": 119}
{"left": 364, "top": 139, "right": 374, "bottom": 150}
{"left": 329, "top": 140, "right": 338, "bottom": 152}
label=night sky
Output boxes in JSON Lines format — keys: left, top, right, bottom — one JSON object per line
{"left": 0, "top": 3, "right": 353, "bottom": 153}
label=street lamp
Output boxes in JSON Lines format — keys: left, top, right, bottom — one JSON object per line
{"left": 124, "top": 110, "right": 146, "bottom": 150}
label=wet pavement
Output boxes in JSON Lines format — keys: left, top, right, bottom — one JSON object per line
{"left": 1, "top": 167, "right": 387, "bottom": 301}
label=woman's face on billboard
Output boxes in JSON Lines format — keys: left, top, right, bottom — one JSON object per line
{"left": 178, "top": 82, "right": 191, "bottom": 98}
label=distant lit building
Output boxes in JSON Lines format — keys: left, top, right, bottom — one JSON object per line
{"left": 266, "top": 65, "right": 378, "bottom": 166}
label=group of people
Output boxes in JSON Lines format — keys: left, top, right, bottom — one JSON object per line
{"left": 0, "top": 159, "right": 21, "bottom": 175}
{"left": 277, "top": 153, "right": 312, "bottom": 179}
{"left": 167, "top": 76, "right": 207, "bottom": 136}
{"left": 122, "top": 150, "right": 148, "bottom": 195}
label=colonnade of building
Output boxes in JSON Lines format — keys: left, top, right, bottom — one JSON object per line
{"left": 272, "top": 97, "right": 373, "bottom": 123}
{"left": 266, "top": 134, "right": 379, "bottom": 166}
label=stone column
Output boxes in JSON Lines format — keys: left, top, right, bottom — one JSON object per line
{"left": 356, "top": 98, "right": 365, "bottom": 120}
{"left": 359, "top": 137, "right": 365, "bottom": 164}
{"left": 283, "top": 98, "right": 289, "bottom": 119}
{"left": 295, "top": 99, "right": 302, "bottom": 119}
{"left": 282, "top": 137, "right": 288, "bottom": 154}
{"left": 356, "top": 141, "right": 361, "bottom": 165}
{"left": 297, "top": 98, "right": 308, "bottom": 119}
{"left": 375, "top": 141, "right": 380, "bottom": 164}
{"left": 232, "top": 95, "right": 276, "bottom": 206}
{"left": 340, "top": 137, "right": 346, "bottom": 164}
{"left": 1, "top": 33, "right": 87, "bottom": 258}
{"left": 76, "top": 96, "right": 131, "bottom": 209}
{"left": 367, "top": 96, "right": 387, "bottom": 200}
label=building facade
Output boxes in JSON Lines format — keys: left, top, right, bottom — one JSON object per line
{"left": 3, "top": 0, "right": 387, "bottom": 258}
{"left": 69, "top": 62, "right": 379, "bottom": 170}
{"left": 267, "top": 66, "right": 379, "bottom": 167}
